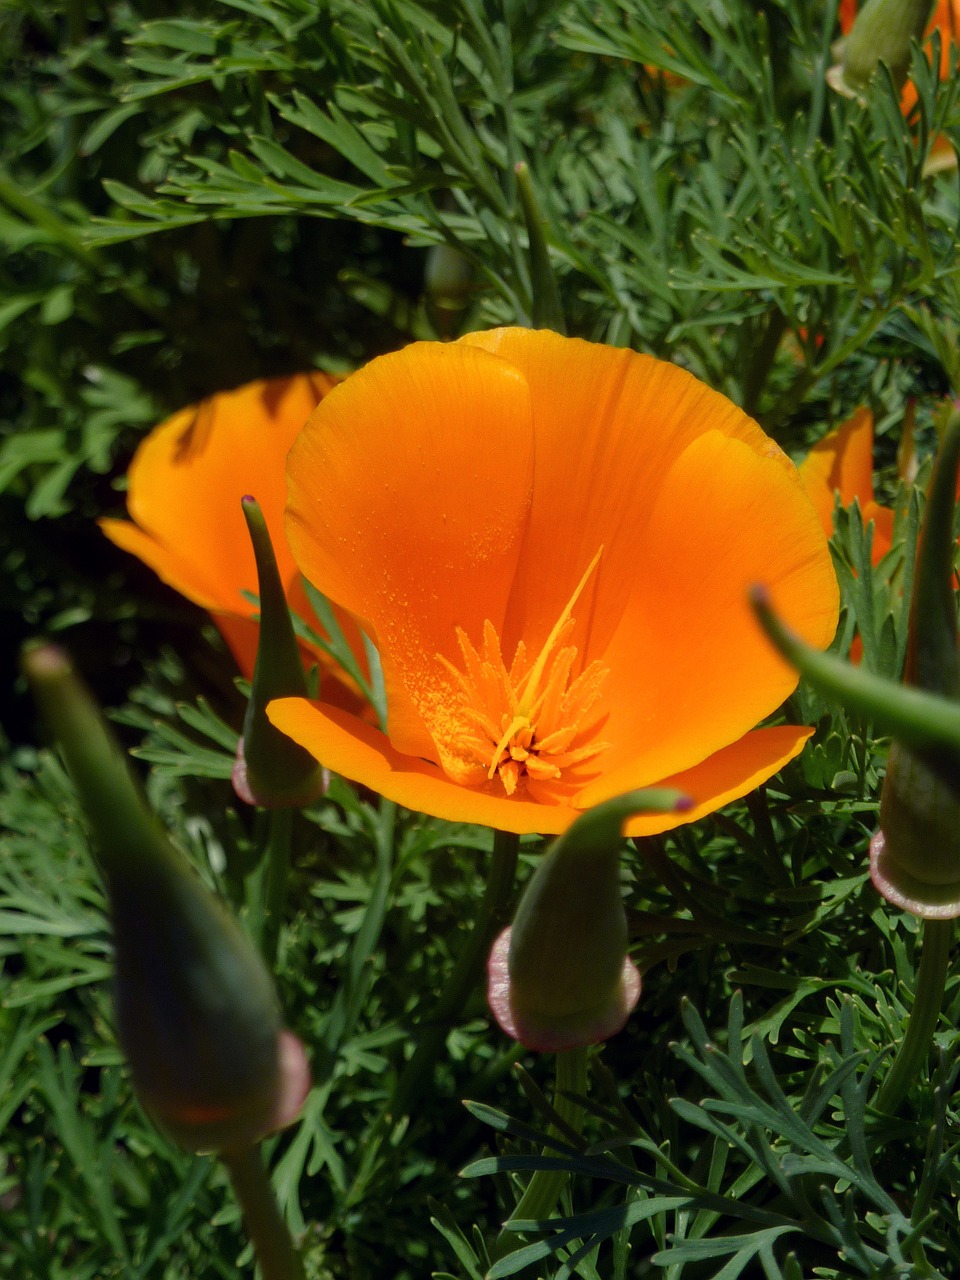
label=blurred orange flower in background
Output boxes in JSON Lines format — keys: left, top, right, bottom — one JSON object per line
{"left": 269, "top": 328, "right": 840, "bottom": 836}
{"left": 100, "top": 373, "right": 366, "bottom": 705}
{"left": 798, "top": 406, "right": 895, "bottom": 564}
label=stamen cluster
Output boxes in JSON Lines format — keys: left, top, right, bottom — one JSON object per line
{"left": 444, "top": 620, "right": 609, "bottom": 794}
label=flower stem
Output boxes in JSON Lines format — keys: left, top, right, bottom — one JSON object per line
{"left": 248, "top": 807, "right": 294, "bottom": 968}
{"left": 492, "top": 1045, "right": 588, "bottom": 1261}
{"left": 389, "top": 829, "right": 519, "bottom": 1118}
{"left": 222, "top": 1145, "right": 305, "bottom": 1280}
{"left": 875, "top": 918, "right": 953, "bottom": 1116}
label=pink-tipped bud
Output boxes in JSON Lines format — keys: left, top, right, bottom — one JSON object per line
{"left": 487, "top": 788, "right": 685, "bottom": 1052}
{"left": 870, "top": 744, "right": 960, "bottom": 919}
{"left": 871, "top": 407, "right": 960, "bottom": 917}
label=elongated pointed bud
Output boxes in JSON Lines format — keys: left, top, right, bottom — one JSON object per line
{"left": 752, "top": 408, "right": 960, "bottom": 917}
{"left": 870, "top": 408, "right": 960, "bottom": 917}
{"left": 23, "top": 643, "right": 310, "bottom": 1151}
{"left": 827, "top": 0, "right": 935, "bottom": 98}
{"left": 515, "top": 162, "right": 566, "bottom": 335}
{"left": 487, "top": 788, "right": 688, "bottom": 1052}
{"left": 232, "top": 496, "right": 326, "bottom": 808}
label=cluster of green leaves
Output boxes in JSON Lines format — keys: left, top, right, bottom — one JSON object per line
{"left": 452, "top": 992, "right": 960, "bottom": 1280}
{"left": 0, "top": 0, "right": 424, "bottom": 709}
{"left": 0, "top": 711, "right": 519, "bottom": 1278}
{"left": 65, "top": 0, "right": 960, "bottom": 431}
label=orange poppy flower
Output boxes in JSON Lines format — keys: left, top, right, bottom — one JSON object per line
{"left": 99, "top": 374, "right": 366, "bottom": 703}
{"left": 268, "top": 328, "right": 839, "bottom": 837}
{"left": 798, "top": 406, "right": 895, "bottom": 564}
{"left": 837, "top": 0, "right": 959, "bottom": 173}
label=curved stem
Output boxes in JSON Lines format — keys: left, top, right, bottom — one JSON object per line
{"left": 875, "top": 918, "right": 953, "bottom": 1116}
{"left": 491, "top": 1045, "right": 588, "bottom": 1261}
{"left": 390, "top": 829, "right": 519, "bottom": 1118}
{"left": 222, "top": 1145, "right": 305, "bottom": 1280}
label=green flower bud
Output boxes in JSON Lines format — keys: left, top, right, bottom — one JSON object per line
{"left": 23, "top": 643, "right": 310, "bottom": 1151}
{"left": 756, "top": 407, "right": 960, "bottom": 918}
{"left": 424, "top": 243, "right": 474, "bottom": 339}
{"left": 827, "top": 0, "right": 935, "bottom": 99}
{"left": 871, "top": 744, "right": 960, "bottom": 918}
{"left": 233, "top": 496, "right": 326, "bottom": 809}
{"left": 487, "top": 788, "right": 688, "bottom": 1052}
{"left": 869, "top": 406, "right": 960, "bottom": 917}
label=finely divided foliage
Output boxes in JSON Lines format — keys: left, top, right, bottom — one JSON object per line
{"left": 4, "top": 1, "right": 960, "bottom": 1277}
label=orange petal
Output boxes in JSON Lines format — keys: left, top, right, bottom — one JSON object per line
{"left": 99, "top": 373, "right": 375, "bottom": 692}
{"left": 459, "top": 328, "right": 801, "bottom": 666}
{"left": 268, "top": 701, "right": 813, "bottom": 840}
{"left": 268, "top": 697, "right": 580, "bottom": 835}
{"left": 576, "top": 429, "right": 838, "bottom": 794}
{"left": 837, "top": 0, "right": 856, "bottom": 32}
{"left": 285, "top": 343, "right": 536, "bottom": 764}
{"left": 212, "top": 614, "right": 261, "bottom": 677}
{"left": 863, "top": 500, "right": 895, "bottom": 564}
{"left": 799, "top": 408, "right": 896, "bottom": 565}
{"left": 621, "top": 726, "right": 814, "bottom": 837}
{"left": 101, "top": 374, "right": 334, "bottom": 615}
{"left": 923, "top": 132, "right": 958, "bottom": 175}
{"left": 798, "top": 406, "right": 876, "bottom": 538}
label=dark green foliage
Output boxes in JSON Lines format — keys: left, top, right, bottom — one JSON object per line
{"left": 5, "top": 0, "right": 960, "bottom": 1277}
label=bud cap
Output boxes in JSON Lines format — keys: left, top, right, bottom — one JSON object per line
{"left": 487, "top": 788, "right": 686, "bottom": 1052}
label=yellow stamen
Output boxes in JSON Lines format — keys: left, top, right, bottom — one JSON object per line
{"left": 437, "top": 549, "right": 611, "bottom": 795}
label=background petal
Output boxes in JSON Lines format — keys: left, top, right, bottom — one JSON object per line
{"left": 285, "top": 343, "right": 536, "bottom": 764}
{"left": 100, "top": 374, "right": 334, "bottom": 614}
{"left": 798, "top": 406, "right": 876, "bottom": 536}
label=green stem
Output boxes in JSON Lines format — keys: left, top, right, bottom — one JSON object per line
{"left": 875, "top": 918, "right": 953, "bottom": 1116}
{"left": 248, "top": 808, "right": 294, "bottom": 968}
{"left": 389, "top": 829, "right": 520, "bottom": 1118}
{"left": 492, "top": 1045, "right": 588, "bottom": 1260}
{"left": 263, "top": 807, "right": 294, "bottom": 969}
{"left": 741, "top": 307, "right": 787, "bottom": 420}
{"left": 515, "top": 162, "right": 566, "bottom": 334}
{"left": 222, "top": 1145, "right": 305, "bottom": 1280}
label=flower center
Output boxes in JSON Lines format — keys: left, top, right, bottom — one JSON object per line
{"left": 439, "top": 549, "right": 611, "bottom": 795}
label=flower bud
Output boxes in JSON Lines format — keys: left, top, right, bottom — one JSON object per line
{"left": 23, "top": 643, "right": 310, "bottom": 1151}
{"left": 827, "top": 0, "right": 935, "bottom": 99}
{"left": 870, "top": 406, "right": 960, "bottom": 916}
{"left": 870, "top": 744, "right": 960, "bottom": 917}
{"left": 487, "top": 788, "right": 688, "bottom": 1052}
{"left": 232, "top": 496, "right": 326, "bottom": 808}
{"left": 424, "top": 243, "right": 473, "bottom": 339}
{"left": 754, "top": 409, "right": 960, "bottom": 916}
